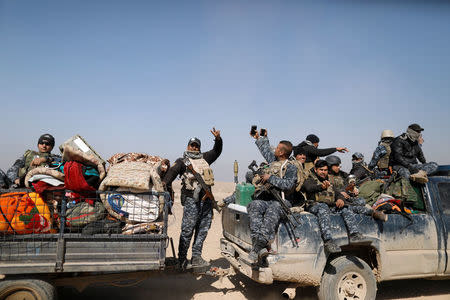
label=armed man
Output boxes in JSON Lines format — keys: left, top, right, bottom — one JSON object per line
{"left": 246, "top": 129, "right": 298, "bottom": 266}
{"left": 7, "top": 134, "right": 61, "bottom": 188}
{"left": 302, "top": 160, "right": 386, "bottom": 254}
{"left": 350, "top": 152, "right": 373, "bottom": 183}
{"left": 368, "top": 129, "right": 395, "bottom": 178}
{"left": 162, "top": 128, "right": 222, "bottom": 270}
{"left": 391, "top": 123, "right": 438, "bottom": 183}
{"left": 296, "top": 134, "right": 349, "bottom": 171}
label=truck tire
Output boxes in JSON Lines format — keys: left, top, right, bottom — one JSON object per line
{"left": 317, "top": 255, "right": 377, "bottom": 300}
{"left": 0, "top": 279, "right": 56, "bottom": 300}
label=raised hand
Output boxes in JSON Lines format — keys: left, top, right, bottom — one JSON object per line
{"left": 211, "top": 127, "right": 221, "bottom": 139}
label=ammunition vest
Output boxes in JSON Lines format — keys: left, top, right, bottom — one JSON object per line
{"left": 290, "top": 159, "right": 308, "bottom": 192}
{"left": 311, "top": 172, "right": 335, "bottom": 205}
{"left": 377, "top": 142, "right": 392, "bottom": 170}
{"left": 18, "top": 150, "right": 51, "bottom": 179}
{"left": 329, "top": 173, "right": 345, "bottom": 191}
{"left": 181, "top": 157, "right": 214, "bottom": 191}
{"left": 252, "top": 160, "right": 289, "bottom": 188}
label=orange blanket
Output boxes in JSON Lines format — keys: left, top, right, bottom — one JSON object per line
{"left": 0, "top": 192, "right": 51, "bottom": 234}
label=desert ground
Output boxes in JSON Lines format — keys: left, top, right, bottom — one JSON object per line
{"left": 60, "top": 181, "right": 450, "bottom": 299}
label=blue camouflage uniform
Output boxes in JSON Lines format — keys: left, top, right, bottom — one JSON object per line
{"left": 302, "top": 171, "right": 367, "bottom": 242}
{"left": 0, "top": 169, "right": 10, "bottom": 188}
{"left": 162, "top": 137, "right": 222, "bottom": 265}
{"left": 6, "top": 151, "right": 61, "bottom": 186}
{"left": 247, "top": 137, "right": 297, "bottom": 246}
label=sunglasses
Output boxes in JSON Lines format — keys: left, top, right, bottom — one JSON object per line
{"left": 39, "top": 141, "right": 52, "bottom": 146}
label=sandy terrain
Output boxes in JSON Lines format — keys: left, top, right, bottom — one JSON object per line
{"left": 60, "top": 181, "right": 450, "bottom": 299}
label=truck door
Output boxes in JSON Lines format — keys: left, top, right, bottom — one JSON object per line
{"left": 381, "top": 182, "right": 441, "bottom": 280}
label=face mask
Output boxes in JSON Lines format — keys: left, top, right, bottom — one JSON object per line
{"left": 406, "top": 128, "right": 421, "bottom": 142}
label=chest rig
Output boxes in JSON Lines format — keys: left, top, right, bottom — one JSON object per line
{"left": 181, "top": 157, "right": 214, "bottom": 191}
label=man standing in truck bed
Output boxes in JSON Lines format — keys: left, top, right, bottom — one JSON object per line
{"left": 162, "top": 128, "right": 222, "bottom": 270}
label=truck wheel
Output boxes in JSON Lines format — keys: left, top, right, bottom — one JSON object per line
{"left": 0, "top": 279, "right": 56, "bottom": 300}
{"left": 317, "top": 255, "right": 376, "bottom": 300}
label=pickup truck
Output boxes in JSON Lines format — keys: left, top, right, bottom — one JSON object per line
{"left": 0, "top": 189, "right": 172, "bottom": 300}
{"left": 220, "top": 165, "right": 450, "bottom": 299}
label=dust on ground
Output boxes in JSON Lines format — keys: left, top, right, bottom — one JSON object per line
{"left": 60, "top": 181, "right": 450, "bottom": 300}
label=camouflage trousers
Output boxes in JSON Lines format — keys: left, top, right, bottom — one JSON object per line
{"left": 247, "top": 199, "right": 291, "bottom": 245}
{"left": 348, "top": 198, "right": 373, "bottom": 215}
{"left": 307, "top": 202, "right": 360, "bottom": 242}
{"left": 395, "top": 162, "right": 439, "bottom": 179}
{"left": 178, "top": 195, "right": 213, "bottom": 261}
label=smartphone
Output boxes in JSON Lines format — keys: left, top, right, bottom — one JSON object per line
{"left": 260, "top": 128, "right": 266, "bottom": 136}
{"left": 250, "top": 125, "right": 257, "bottom": 136}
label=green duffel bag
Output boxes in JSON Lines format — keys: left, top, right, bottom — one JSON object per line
{"left": 65, "top": 201, "right": 106, "bottom": 228}
{"left": 359, "top": 180, "right": 384, "bottom": 206}
{"left": 385, "top": 178, "right": 424, "bottom": 211}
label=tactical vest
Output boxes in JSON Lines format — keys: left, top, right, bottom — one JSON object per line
{"left": 290, "top": 159, "right": 308, "bottom": 192}
{"left": 18, "top": 150, "right": 51, "bottom": 179}
{"left": 377, "top": 142, "right": 391, "bottom": 170}
{"left": 181, "top": 157, "right": 214, "bottom": 191}
{"left": 310, "top": 172, "right": 335, "bottom": 205}
{"left": 329, "top": 173, "right": 345, "bottom": 191}
{"left": 252, "top": 160, "right": 289, "bottom": 187}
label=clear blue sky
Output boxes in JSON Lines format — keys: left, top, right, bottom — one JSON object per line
{"left": 1, "top": 0, "right": 449, "bottom": 181}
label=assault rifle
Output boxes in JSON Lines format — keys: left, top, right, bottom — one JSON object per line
{"left": 183, "top": 159, "right": 219, "bottom": 212}
{"left": 248, "top": 160, "right": 301, "bottom": 247}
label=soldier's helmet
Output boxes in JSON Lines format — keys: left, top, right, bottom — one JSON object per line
{"left": 352, "top": 152, "right": 364, "bottom": 161}
{"left": 325, "top": 155, "right": 341, "bottom": 166}
{"left": 381, "top": 129, "right": 394, "bottom": 139}
{"left": 187, "top": 137, "right": 201, "bottom": 148}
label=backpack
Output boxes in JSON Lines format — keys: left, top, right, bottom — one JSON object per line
{"left": 65, "top": 201, "right": 106, "bottom": 228}
{"left": 385, "top": 177, "right": 424, "bottom": 210}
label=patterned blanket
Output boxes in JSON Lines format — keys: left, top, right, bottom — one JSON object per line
{"left": 99, "top": 161, "right": 165, "bottom": 222}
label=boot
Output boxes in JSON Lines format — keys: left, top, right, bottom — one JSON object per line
{"left": 324, "top": 240, "right": 341, "bottom": 254}
{"left": 372, "top": 210, "right": 388, "bottom": 222}
{"left": 410, "top": 170, "right": 428, "bottom": 184}
{"left": 247, "top": 249, "right": 259, "bottom": 265}
{"left": 258, "top": 248, "right": 269, "bottom": 260}
{"left": 176, "top": 258, "right": 188, "bottom": 271}
{"left": 191, "top": 256, "right": 210, "bottom": 268}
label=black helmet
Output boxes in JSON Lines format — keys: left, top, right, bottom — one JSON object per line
{"left": 187, "top": 137, "right": 201, "bottom": 148}
{"left": 325, "top": 155, "right": 341, "bottom": 166}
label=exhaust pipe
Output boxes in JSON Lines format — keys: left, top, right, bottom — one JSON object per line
{"left": 282, "top": 283, "right": 298, "bottom": 299}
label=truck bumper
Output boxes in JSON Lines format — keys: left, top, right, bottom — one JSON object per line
{"left": 220, "top": 238, "right": 273, "bottom": 284}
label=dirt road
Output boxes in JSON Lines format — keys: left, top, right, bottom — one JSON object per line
{"left": 60, "top": 181, "right": 450, "bottom": 299}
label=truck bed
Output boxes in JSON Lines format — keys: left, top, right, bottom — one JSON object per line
{"left": 0, "top": 190, "right": 170, "bottom": 275}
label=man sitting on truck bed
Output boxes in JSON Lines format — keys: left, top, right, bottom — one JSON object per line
{"left": 391, "top": 123, "right": 438, "bottom": 184}
{"left": 302, "top": 160, "right": 387, "bottom": 254}
{"left": 6, "top": 134, "right": 61, "bottom": 188}
{"left": 247, "top": 130, "right": 298, "bottom": 265}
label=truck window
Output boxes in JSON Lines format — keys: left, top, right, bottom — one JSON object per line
{"left": 437, "top": 182, "right": 450, "bottom": 215}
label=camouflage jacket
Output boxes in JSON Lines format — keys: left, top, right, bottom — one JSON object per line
{"left": 6, "top": 150, "right": 61, "bottom": 183}
{"left": 255, "top": 137, "right": 297, "bottom": 193}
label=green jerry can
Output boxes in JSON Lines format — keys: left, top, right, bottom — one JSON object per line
{"left": 235, "top": 183, "right": 255, "bottom": 206}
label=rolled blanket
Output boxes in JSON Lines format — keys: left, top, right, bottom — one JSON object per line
{"left": 62, "top": 145, "right": 106, "bottom": 181}
{"left": 25, "top": 167, "right": 65, "bottom": 188}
